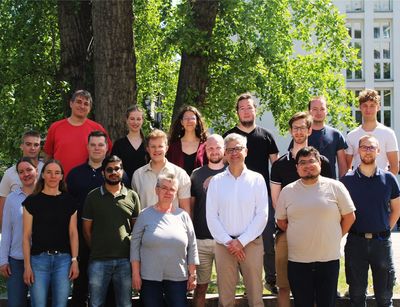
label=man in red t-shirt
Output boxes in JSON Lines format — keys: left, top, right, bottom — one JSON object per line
{"left": 44, "top": 90, "right": 112, "bottom": 177}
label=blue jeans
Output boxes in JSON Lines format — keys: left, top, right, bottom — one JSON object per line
{"left": 88, "top": 258, "right": 132, "bottom": 307}
{"left": 140, "top": 279, "right": 187, "bottom": 307}
{"left": 288, "top": 260, "right": 339, "bottom": 307}
{"left": 30, "top": 252, "right": 71, "bottom": 307}
{"left": 345, "top": 233, "right": 395, "bottom": 307}
{"left": 7, "top": 257, "right": 28, "bottom": 307}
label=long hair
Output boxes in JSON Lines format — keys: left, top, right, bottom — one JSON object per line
{"left": 126, "top": 105, "right": 145, "bottom": 140}
{"left": 169, "top": 106, "right": 208, "bottom": 143}
{"left": 32, "top": 159, "right": 67, "bottom": 195}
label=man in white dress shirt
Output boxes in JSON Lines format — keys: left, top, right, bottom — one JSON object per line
{"left": 206, "top": 133, "right": 268, "bottom": 307}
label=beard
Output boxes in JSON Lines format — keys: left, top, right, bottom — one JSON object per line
{"left": 240, "top": 119, "right": 255, "bottom": 127}
{"left": 105, "top": 177, "right": 122, "bottom": 185}
{"left": 360, "top": 156, "right": 376, "bottom": 165}
{"left": 209, "top": 156, "right": 223, "bottom": 164}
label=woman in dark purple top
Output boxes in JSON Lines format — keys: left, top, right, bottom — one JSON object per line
{"left": 167, "top": 106, "right": 208, "bottom": 175}
{"left": 112, "top": 106, "right": 147, "bottom": 182}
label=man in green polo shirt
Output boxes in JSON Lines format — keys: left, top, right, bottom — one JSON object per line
{"left": 83, "top": 155, "right": 140, "bottom": 307}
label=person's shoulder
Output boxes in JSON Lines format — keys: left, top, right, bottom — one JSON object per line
{"left": 376, "top": 123, "right": 396, "bottom": 134}
{"left": 86, "top": 186, "right": 102, "bottom": 199}
{"left": 274, "top": 153, "right": 290, "bottom": 165}
{"left": 48, "top": 118, "right": 68, "bottom": 130}
{"left": 68, "top": 162, "right": 88, "bottom": 176}
{"left": 134, "top": 163, "right": 150, "bottom": 176}
{"left": 325, "top": 125, "right": 343, "bottom": 135}
{"left": 84, "top": 118, "right": 106, "bottom": 129}
{"left": 2, "top": 164, "right": 16, "bottom": 177}
{"left": 223, "top": 126, "right": 239, "bottom": 137}
{"left": 346, "top": 125, "right": 362, "bottom": 137}
{"left": 255, "top": 125, "right": 274, "bottom": 136}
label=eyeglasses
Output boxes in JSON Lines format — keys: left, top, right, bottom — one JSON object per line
{"left": 157, "top": 185, "right": 177, "bottom": 193}
{"left": 292, "top": 126, "right": 308, "bottom": 132}
{"left": 182, "top": 116, "right": 197, "bottom": 122}
{"left": 105, "top": 166, "right": 123, "bottom": 174}
{"left": 225, "top": 146, "right": 245, "bottom": 154}
{"left": 359, "top": 145, "right": 377, "bottom": 152}
{"left": 297, "top": 158, "right": 318, "bottom": 166}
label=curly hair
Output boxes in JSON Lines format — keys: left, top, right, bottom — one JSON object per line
{"left": 169, "top": 106, "right": 208, "bottom": 143}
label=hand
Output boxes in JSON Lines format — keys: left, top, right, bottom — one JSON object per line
{"left": 69, "top": 261, "right": 79, "bottom": 280}
{"left": 234, "top": 249, "right": 246, "bottom": 262}
{"left": 227, "top": 239, "right": 244, "bottom": 254}
{"left": 132, "top": 272, "right": 142, "bottom": 290}
{"left": 187, "top": 274, "right": 197, "bottom": 291}
{"left": 0, "top": 264, "right": 11, "bottom": 278}
{"left": 23, "top": 266, "right": 34, "bottom": 286}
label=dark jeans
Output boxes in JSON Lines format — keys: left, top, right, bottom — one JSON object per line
{"left": 7, "top": 257, "right": 28, "bottom": 307}
{"left": 71, "top": 234, "right": 116, "bottom": 307}
{"left": 288, "top": 259, "right": 339, "bottom": 307}
{"left": 262, "top": 202, "right": 276, "bottom": 285}
{"left": 140, "top": 279, "right": 187, "bottom": 307}
{"left": 345, "top": 233, "right": 395, "bottom": 307}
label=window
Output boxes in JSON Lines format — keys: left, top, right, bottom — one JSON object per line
{"left": 346, "top": 0, "right": 364, "bottom": 12}
{"left": 373, "top": 20, "right": 392, "bottom": 80}
{"left": 374, "top": 0, "right": 391, "bottom": 11}
{"left": 346, "top": 21, "right": 363, "bottom": 80}
{"left": 350, "top": 89, "right": 393, "bottom": 127}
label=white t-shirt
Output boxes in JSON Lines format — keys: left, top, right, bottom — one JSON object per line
{"left": 345, "top": 123, "right": 398, "bottom": 170}
{"left": 275, "top": 176, "right": 355, "bottom": 263}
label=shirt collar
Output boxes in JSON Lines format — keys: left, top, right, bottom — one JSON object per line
{"left": 355, "top": 166, "right": 381, "bottom": 178}
{"left": 100, "top": 184, "right": 128, "bottom": 196}
{"left": 225, "top": 165, "right": 249, "bottom": 178}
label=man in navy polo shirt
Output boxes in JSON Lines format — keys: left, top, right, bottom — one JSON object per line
{"left": 341, "top": 135, "right": 400, "bottom": 306}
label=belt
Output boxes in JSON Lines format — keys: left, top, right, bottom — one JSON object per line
{"left": 46, "top": 250, "right": 61, "bottom": 255}
{"left": 350, "top": 229, "right": 390, "bottom": 239}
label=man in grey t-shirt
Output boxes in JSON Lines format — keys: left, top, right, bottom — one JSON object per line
{"left": 190, "top": 134, "right": 226, "bottom": 306}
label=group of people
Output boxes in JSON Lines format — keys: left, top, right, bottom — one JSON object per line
{"left": 0, "top": 88, "right": 398, "bottom": 307}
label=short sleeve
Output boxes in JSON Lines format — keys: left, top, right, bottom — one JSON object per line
{"left": 177, "top": 170, "right": 191, "bottom": 200}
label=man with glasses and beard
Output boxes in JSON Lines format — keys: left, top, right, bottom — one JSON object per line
{"left": 341, "top": 135, "right": 400, "bottom": 306}
{"left": 224, "top": 93, "right": 279, "bottom": 294}
{"left": 275, "top": 146, "right": 355, "bottom": 307}
{"left": 82, "top": 155, "right": 140, "bottom": 307}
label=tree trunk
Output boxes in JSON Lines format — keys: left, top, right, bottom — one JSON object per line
{"left": 173, "top": 0, "right": 219, "bottom": 121}
{"left": 91, "top": 0, "right": 137, "bottom": 141}
{"left": 57, "top": 0, "right": 93, "bottom": 116}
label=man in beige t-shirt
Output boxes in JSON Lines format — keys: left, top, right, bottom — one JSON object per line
{"left": 276, "top": 146, "right": 355, "bottom": 307}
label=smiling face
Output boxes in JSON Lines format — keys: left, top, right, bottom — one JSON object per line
{"left": 225, "top": 140, "right": 247, "bottom": 166}
{"left": 70, "top": 95, "right": 91, "bottom": 119}
{"left": 358, "top": 136, "right": 380, "bottom": 165}
{"left": 296, "top": 154, "right": 321, "bottom": 181}
{"left": 206, "top": 136, "right": 224, "bottom": 164}
{"left": 17, "top": 161, "right": 37, "bottom": 188}
{"left": 290, "top": 118, "right": 311, "bottom": 145}
{"left": 147, "top": 137, "right": 168, "bottom": 163}
{"left": 126, "top": 110, "right": 144, "bottom": 133}
{"left": 181, "top": 111, "right": 197, "bottom": 134}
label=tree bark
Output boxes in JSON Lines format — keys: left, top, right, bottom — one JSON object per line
{"left": 57, "top": 0, "right": 93, "bottom": 115}
{"left": 91, "top": 0, "right": 137, "bottom": 141}
{"left": 173, "top": 0, "right": 219, "bottom": 121}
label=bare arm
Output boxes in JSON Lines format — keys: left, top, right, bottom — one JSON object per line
{"left": 270, "top": 183, "right": 282, "bottom": 210}
{"left": 189, "top": 197, "right": 195, "bottom": 219}
{"left": 82, "top": 220, "right": 93, "bottom": 247}
{"left": 341, "top": 212, "right": 356, "bottom": 236}
{"left": 389, "top": 197, "right": 400, "bottom": 230}
{"left": 22, "top": 208, "right": 34, "bottom": 286}
{"left": 387, "top": 151, "right": 399, "bottom": 175}
{"left": 68, "top": 212, "right": 79, "bottom": 280}
{"left": 337, "top": 149, "right": 348, "bottom": 178}
{"left": 131, "top": 260, "right": 141, "bottom": 290}
{"left": 269, "top": 153, "right": 279, "bottom": 164}
{"left": 345, "top": 154, "right": 353, "bottom": 172}
{"left": 179, "top": 198, "right": 191, "bottom": 216}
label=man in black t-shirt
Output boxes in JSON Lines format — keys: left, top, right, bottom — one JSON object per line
{"left": 224, "top": 92, "right": 279, "bottom": 294}
{"left": 191, "top": 134, "right": 226, "bottom": 307}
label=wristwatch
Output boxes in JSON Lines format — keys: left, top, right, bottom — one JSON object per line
{"left": 71, "top": 257, "right": 79, "bottom": 262}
